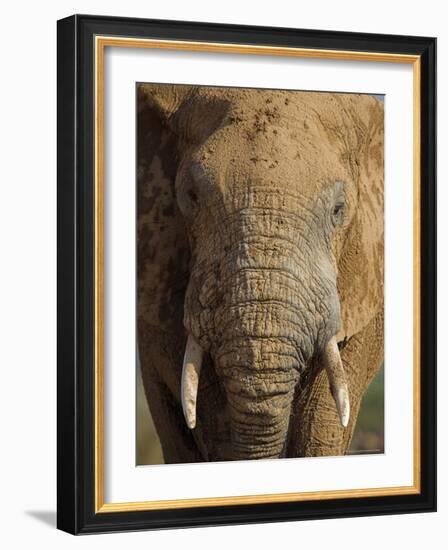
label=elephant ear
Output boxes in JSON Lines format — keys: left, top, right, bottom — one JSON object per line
{"left": 137, "top": 84, "right": 231, "bottom": 334}
{"left": 137, "top": 84, "right": 192, "bottom": 335}
{"left": 335, "top": 95, "right": 384, "bottom": 340}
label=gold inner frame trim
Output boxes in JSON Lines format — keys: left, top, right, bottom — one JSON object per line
{"left": 94, "top": 35, "right": 421, "bottom": 513}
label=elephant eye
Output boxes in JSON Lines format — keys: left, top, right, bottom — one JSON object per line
{"left": 333, "top": 202, "right": 344, "bottom": 216}
{"left": 187, "top": 189, "right": 199, "bottom": 205}
{"left": 332, "top": 199, "right": 345, "bottom": 224}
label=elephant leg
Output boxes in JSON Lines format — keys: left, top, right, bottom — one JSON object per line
{"left": 287, "top": 310, "right": 384, "bottom": 457}
{"left": 138, "top": 324, "right": 204, "bottom": 464}
{"left": 140, "top": 368, "right": 203, "bottom": 464}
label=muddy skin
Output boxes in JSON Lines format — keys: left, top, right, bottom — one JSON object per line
{"left": 137, "top": 85, "right": 384, "bottom": 463}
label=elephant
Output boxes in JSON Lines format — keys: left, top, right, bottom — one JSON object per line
{"left": 137, "top": 83, "right": 384, "bottom": 463}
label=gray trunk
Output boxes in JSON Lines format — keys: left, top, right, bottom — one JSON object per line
{"left": 215, "top": 336, "right": 301, "bottom": 460}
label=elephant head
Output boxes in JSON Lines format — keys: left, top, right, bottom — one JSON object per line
{"left": 137, "top": 84, "right": 384, "bottom": 461}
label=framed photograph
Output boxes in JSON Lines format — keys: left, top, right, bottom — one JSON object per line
{"left": 57, "top": 14, "right": 436, "bottom": 534}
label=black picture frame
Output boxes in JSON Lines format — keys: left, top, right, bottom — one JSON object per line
{"left": 57, "top": 14, "right": 436, "bottom": 534}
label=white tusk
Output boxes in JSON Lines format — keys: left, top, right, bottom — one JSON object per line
{"left": 321, "top": 337, "right": 350, "bottom": 428}
{"left": 181, "top": 334, "right": 203, "bottom": 429}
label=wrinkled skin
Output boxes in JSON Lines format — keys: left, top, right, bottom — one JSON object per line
{"left": 137, "top": 85, "right": 384, "bottom": 462}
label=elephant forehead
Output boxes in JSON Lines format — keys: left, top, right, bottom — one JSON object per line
{"left": 198, "top": 124, "right": 347, "bottom": 200}
{"left": 193, "top": 88, "right": 377, "bottom": 178}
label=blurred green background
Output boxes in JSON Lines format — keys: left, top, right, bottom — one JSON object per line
{"left": 136, "top": 367, "right": 164, "bottom": 465}
{"left": 136, "top": 364, "right": 384, "bottom": 465}
{"left": 348, "top": 364, "right": 384, "bottom": 454}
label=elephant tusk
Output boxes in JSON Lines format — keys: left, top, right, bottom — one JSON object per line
{"left": 321, "top": 337, "right": 350, "bottom": 428}
{"left": 181, "top": 334, "right": 203, "bottom": 429}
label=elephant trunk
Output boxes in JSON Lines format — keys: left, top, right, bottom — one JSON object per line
{"left": 181, "top": 213, "right": 349, "bottom": 455}
{"left": 214, "top": 334, "right": 301, "bottom": 460}
{"left": 224, "top": 378, "right": 295, "bottom": 459}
